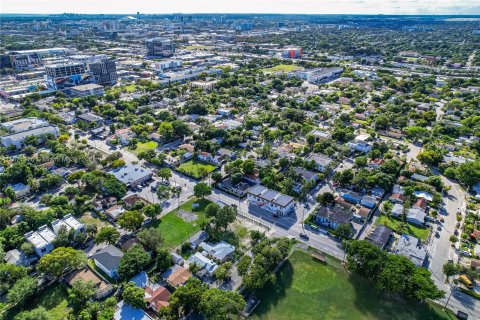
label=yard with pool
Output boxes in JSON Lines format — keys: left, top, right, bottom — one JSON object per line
{"left": 261, "top": 64, "right": 303, "bottom": 73}
{"left": 376, "top": 214, "right": 430, "bottom": 240}
{"left": 177, "top": 159, "right": 217, "bottom": 179}
{"left": 149, "top": 198, "right": 211, "bottom": 249}
{"left": 250, "top": 250, "right": 454, "bottom": 320}
{"left": 132, "top": 141, "right": 158, "bottom": 155}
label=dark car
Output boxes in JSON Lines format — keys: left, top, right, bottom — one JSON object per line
{"left": 299, "top": 233, "right": 309, "bottom": 240}
{"left": 435, "top": 232, "right": 440, "bottom": 238}
{"left": 272, "top": 213, "right": 279, "bottom": 218}
{"left": 437, "top": 226, "right": 442, "bottom": 231}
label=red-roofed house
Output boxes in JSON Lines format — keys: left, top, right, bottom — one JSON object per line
{"left": 145, "top": 285, "right": 170, "bottom": 313}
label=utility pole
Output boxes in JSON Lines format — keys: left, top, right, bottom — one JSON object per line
{"left": 443, "top": 285, "right": 457, "bottom": 311}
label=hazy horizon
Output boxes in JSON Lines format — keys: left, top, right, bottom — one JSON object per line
{"left": 2, "top": 0, "right": 480, "bottom": 15}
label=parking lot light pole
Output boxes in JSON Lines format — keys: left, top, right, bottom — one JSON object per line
{"left": 443, "top": 284, "right": 457, "bottom": 311}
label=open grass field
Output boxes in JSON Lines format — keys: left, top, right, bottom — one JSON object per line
{"left": 150, "top": 198, "right": 210, "bottom": 248}
{"left": 17, "top": 283, "right": 71, "bottom": 320}
{"left": 261, "top": 64, "right": 303, "bottom": 73}
{"left": 376, "top": 214, "right": 430, "bottom": 240}
{"left": 250, "top": 250, "right": 454, "bottom": 320}
{"left": 177, "top": 159, "right": 217, "bottom": 179}
{"left": 123, "top": 84, "right": 137, "bottom": 92}
{"left": 132, "top": 141, "right": 158, "bottom": 155}
{"left": 185, "top": 45, "right": 213, "bottom": 50}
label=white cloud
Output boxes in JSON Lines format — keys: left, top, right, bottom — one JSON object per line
{"left": 1, "top": 0, "right": 479, "bottom": 14}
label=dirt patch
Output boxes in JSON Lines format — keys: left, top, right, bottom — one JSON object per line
{"left": 176, "top": 209, "right": 198, "bottom": 222}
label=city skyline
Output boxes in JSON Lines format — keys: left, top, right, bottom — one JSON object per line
{"left": 2, "top": 0, "right": 480, "bottom": 15}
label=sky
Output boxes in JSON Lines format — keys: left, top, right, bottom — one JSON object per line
{"left": 2, "top": 0, "right": 480, "bottom": 15}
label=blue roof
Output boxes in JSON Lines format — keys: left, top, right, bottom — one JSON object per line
{"left": 130, "top": 271, "right": 148, "bottom": 288}
{"left": 114, "top": 301, "right": 152, "bottom": 320}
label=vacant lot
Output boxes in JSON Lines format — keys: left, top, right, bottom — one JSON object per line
{"left": 9, "top": 283, "right": 71, "bottom": 320}
{"left": 133, "top": 141, "right": 158, "bottom": 155}
{"left": 150, "top": 198, "right": 210, "bottom": 248}
{"left": 178, "top": 159, "right": 216, "bottom": 179}
{"left": 376, "top": 214, "right": 430, "bottom": 240}
{"left": 250, "top": 250, "right": 453, "bottom": 320}
{"left": 261, "top": 64, "right": 302, "bottom": 73}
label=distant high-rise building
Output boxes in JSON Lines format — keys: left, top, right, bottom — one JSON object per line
{"left": 282, "top": 48, "right": 302, "bottom": 59}
{"left": 45, "top": 62, "right": 94, "bottom": 91}
{"left": 69, "top": 55, "right": 117, "bottom": 86}
{"left": 145, "top": 37, "right": 175, "bottom": 57}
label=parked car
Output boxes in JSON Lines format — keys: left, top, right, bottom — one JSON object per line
{"left": 437, "top": 226, "right": 442, "bottom": 231}
{"left": 435, "top": 232, "right": 440, "bottom": 238}
{"left": 299, "top": 233, "right": 309, "bottom": 241}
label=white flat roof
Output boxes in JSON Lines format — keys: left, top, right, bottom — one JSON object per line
{"left": 38, "top": 226, "right": 56, "bottom": 243}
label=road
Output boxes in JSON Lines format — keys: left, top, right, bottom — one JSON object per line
{"left": 85, "top": 132, "right": 479, "bottom": 317}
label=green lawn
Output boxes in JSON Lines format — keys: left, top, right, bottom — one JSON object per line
{"left": 16, "top": 283, "right": 71, "bottom": 320}
{"left": 376, "top": 215, "right": 430, "bottom": 240}
{"left": 150, "top": 198, "right": 211, "bottom": 248}
{"left": 123, "top": 84, "right": 137, "bottom": 92}
{"left": 251, "top": 250, "right": 455, "bottom": 320}
{"left": 261, "top": 64, "right": 302, "bottom": 73}
{"left": 132, "top": 141, "right": 158, "bottom": 155}
{"left": 177, "top": 159, "right": 217, "bottom": 179}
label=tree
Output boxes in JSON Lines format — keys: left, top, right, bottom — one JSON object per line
{"left": 455, "top": 161, "right": 480, "bottom": 186}
{"left": 157, "top": 167, "right": 172, "bottom": 181}
{"left": 442, "top": 262, "right": 459, "bottom": 279}
{"left": 316, "top": 192, "right": 335, "bottom": 205}
{"left": 354, "top": 156, "right": 367, "bottom": 167}
{"left": 13, "top": 307, "right": 50, "bottom": 320}
{"left": 156, "top": 185, "right": 171, "bottom": 203}
{"left": 156, "top": 248, "right": 173, "bottom": 272}
{"left": 143, "top": 203, "right": 162, "bottom": 219}
{"left": 38, "top": 247, "right": 86, "bottom": 277}
{"left": 123, "top": 282, "right": 145, "bottom": 309}
{"left": 211, "top": 172, "right": 223, "bottom": 184}
{"left": 163, "top": 278, "right": 207, "bottom": 318}
{"left": 205, "top": 202, "right": 220, "bottom": 217}
{"left": 213, "top": 205, "right": 237, "bottom": 232}
{"left": 237, "top": 256, "right": 252, "bottom": 276}
{"left": 7, "top": 276, "right": 37, "bottom": 306}
{"left": 95, "top": 226, "right": 120, "bottom": 245}
{"left": 194, "top": 183, "right": 212, "bottom": 199}
{"left": 68, "top": 280, "right": 97, "bottom": 311}
{"left": 214, "top": 261, "right": 232, "bottom": 283}
{"left": 3, "top": 186, "right": 16, "bottom": 201}
{"left": 118, "top": 245, "right": 151, "bottom": 280}
{"left": 137, "top": 228, "right": 163, "bottom": 253}
{"left": 198, "top": 288, "right": 246, "bottom": 320}
{"left": 102, "top": 176, "right": 127, "bottom": 199}
{"left": 117, "top": 210, "right": 144, "bottom": 231}
{"left": 0, "top": 263, "right": 28, "bottom": 292}
{"left": 333, "top": 224, "right": 354, "bottom": 240}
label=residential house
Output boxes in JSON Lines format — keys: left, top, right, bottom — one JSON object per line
{"left": 340, "top": 190, "right": 362, "bottom": 204}
{"left": 145, "top": 284, "right": 171, "bottom": 313}
{"left": 391, "top": 203, "right": 404, "bottom": 218}
{"left": 7, "top": 183, "right": 30, "bottom": 198}
{"left": 347, "top": 141, "right": 372, "bottom": 153}
{"left": 51, "top": 214, "right": 85, "bottom": 235}
{"left": 315, "top": 206, "right": 352, "bottom": 229}
{"left": 196, "top": 151, "right": 221, "bottom": 165}
{"left": 389, "top": 193, "right": 406, "bottom": 204}
{"left": 162, "top": 265, "right": 192, "bottom": 288}
{"left": 293, "top": 167, "right": 319, "bottom": 182}
{"left": 123, "top": 194, "right": 147, "bottom": 209}
{"left": 25, "top": 225, "right": 56, "bottom": 257}
{"left": 406, "top": 208, "right": 426, "bottom": 226}
{"left": 66, "top": 268, "right": 113, "bottom": 299}
{"left": 188, "top": 230, "right": 208, "bottom": 249}
{"left": 77, "top": 112, "right": 104, "bottom": 127}
{"left": 413, "top": 198, "right": 427, "bottom": 211}
{"left": 394, "top": 234, "right": 427, "bottom": 267}
{"left": 105, "top": 205, "right": 126, "bottom": 221}
{"left": 360, "top": 195, "right": 377, "bottom": 209}
{"left": 91, "top": 244, "right": 124, "bottom": 279}
{"left": 109, "top": 165, "right": 153, "bottom": 188}
{"left": 198, "top": 241, "right": 235, "bottom": 262}
{"left": 366, "top": 225, "right": 393, "bottom": 249}
{"left": 188, "top": 252, "right": 218, "bottom": 275}
{"left": 247, "top": 185, "right": 296, "bottom": 215}
{"left": 114, "top": 301, "right": 153, "bottom": 320}
{"left": 306, "top": 153, "right": 333, "bottom": 173}
{"left": 4, "top": 249, "right": 36, "bottom": 266}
